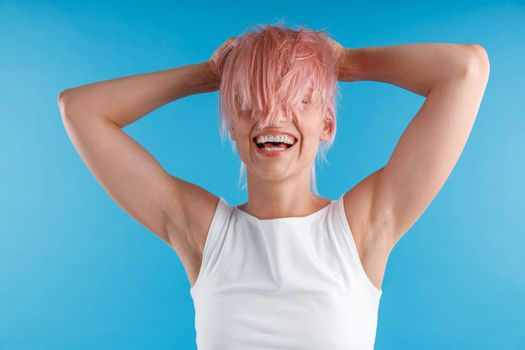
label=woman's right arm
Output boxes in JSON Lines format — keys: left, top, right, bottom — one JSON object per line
{"left": 58, "top": 62, "right": 218, "bottom": 127}
{"left": 57, "top": 61, "right": 221, "bottom": 262}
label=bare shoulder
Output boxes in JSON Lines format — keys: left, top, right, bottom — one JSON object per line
{"left": 342, "top": 167, "right": 397, "bottom": 291}
{"left": 164, "top": 176, "right": 220, "bottom": 285}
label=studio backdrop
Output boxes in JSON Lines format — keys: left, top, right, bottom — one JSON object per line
{"left": 1, "top": 1, "right": 523, "bottom": 349}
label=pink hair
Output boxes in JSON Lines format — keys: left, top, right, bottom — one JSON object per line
{"left": 216, "top": 22, "right": 342, "bottom": 195}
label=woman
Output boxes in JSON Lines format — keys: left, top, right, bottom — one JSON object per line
{"left": 58, "top": 23, "right": 489, "bottom": 349}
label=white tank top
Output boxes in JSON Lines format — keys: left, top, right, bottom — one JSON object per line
{"left": 190, "top": 193, "right": 382, "bottom": 350}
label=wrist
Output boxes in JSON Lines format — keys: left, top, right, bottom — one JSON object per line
{"left": 338, "top": 48, "right": 361, "bottom": 82}
{"left": 197, "top": 61, "right": 221, "bottom": 92}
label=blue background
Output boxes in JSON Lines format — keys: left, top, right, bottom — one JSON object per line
{"left": 1, "top": 1, "right": 523, "bottom": 349}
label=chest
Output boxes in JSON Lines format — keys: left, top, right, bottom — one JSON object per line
{"left": 191, "top": 286, "right": 379, "bottom": 349}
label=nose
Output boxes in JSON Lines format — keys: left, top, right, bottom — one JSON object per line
{"left": 256, "top": 105, "right": 296, "bottom": 130}
{"left": 269, "top": 108, "right": 288, "bottom": 126}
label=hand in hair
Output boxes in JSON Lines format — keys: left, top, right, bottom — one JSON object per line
{"left": 204, "top": 36, "right": 238, "bottom": 82}
{"left": 325, "top": 36, "right": 347, "bottom": 81}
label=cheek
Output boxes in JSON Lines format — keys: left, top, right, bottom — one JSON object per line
{"left": 299, "top": 119, "right": 325, "bottom": 142}
{"left": 230, "top": 118, "right": 251, "bottom": 141}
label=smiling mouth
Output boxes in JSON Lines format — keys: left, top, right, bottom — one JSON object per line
{"left": 252, "top": 137, "right": 297, "bottom": 150}
{"left": 251, "top": 137, "right": 299, "bottom": 156}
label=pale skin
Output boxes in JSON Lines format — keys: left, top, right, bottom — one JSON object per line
{"left": 57, "top": 37, "right": 490, "bottom": 291}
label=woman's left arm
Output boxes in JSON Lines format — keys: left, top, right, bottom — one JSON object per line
{"left": 337, "top": 43, "right": 490, "bottom": 244}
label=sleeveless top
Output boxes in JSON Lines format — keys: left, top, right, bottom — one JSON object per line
{"left": 189, "top": 193, "right": 382, "bottom": 350}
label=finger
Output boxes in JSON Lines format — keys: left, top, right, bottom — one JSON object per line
{"left": 221, "top": 36, "right": 237, "bottom": 48}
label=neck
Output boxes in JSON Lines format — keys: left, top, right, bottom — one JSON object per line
{"left": 238, "top": 167, "right": 330, "bottom": 220}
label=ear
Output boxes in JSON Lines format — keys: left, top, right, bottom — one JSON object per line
{"left": 319, "top": 117, "right": 333, "bottom": 142}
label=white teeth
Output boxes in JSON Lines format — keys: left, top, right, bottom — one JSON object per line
{"left": 255, "top": 134, "right": 296, "bottom": 145}
{"left": 264, "top": 147, "right": 286, "bottom": 151}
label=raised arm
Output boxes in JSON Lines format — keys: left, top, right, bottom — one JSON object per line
{"left": 340, "top": 43, "right": 490, "bottom": 247}
{"left": 58, "top": 62, "right": 219, "bottom": 128}
{"left": 58, "top": 62, "right": 218, "bottom": 252}
{"left": 57, "top": 38, "right": 234, "bottom": 271}
{"left": 328, "top": 42, "right": 489, "bottom": 290}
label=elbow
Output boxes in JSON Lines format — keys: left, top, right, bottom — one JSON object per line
{"left": 57, "top": 89, "right": 70, "bottom": 118}
{"left": 57, "top": 89, "right": 69, "bottom": 105}
{"left": 462, "top": 44, "right": 490, "bottom": 78}
{"left": 468, "top": 44, "right": 490, "bottom": 67}
{"left": 57, "top": 88, "right": 78, "bottom": 119}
